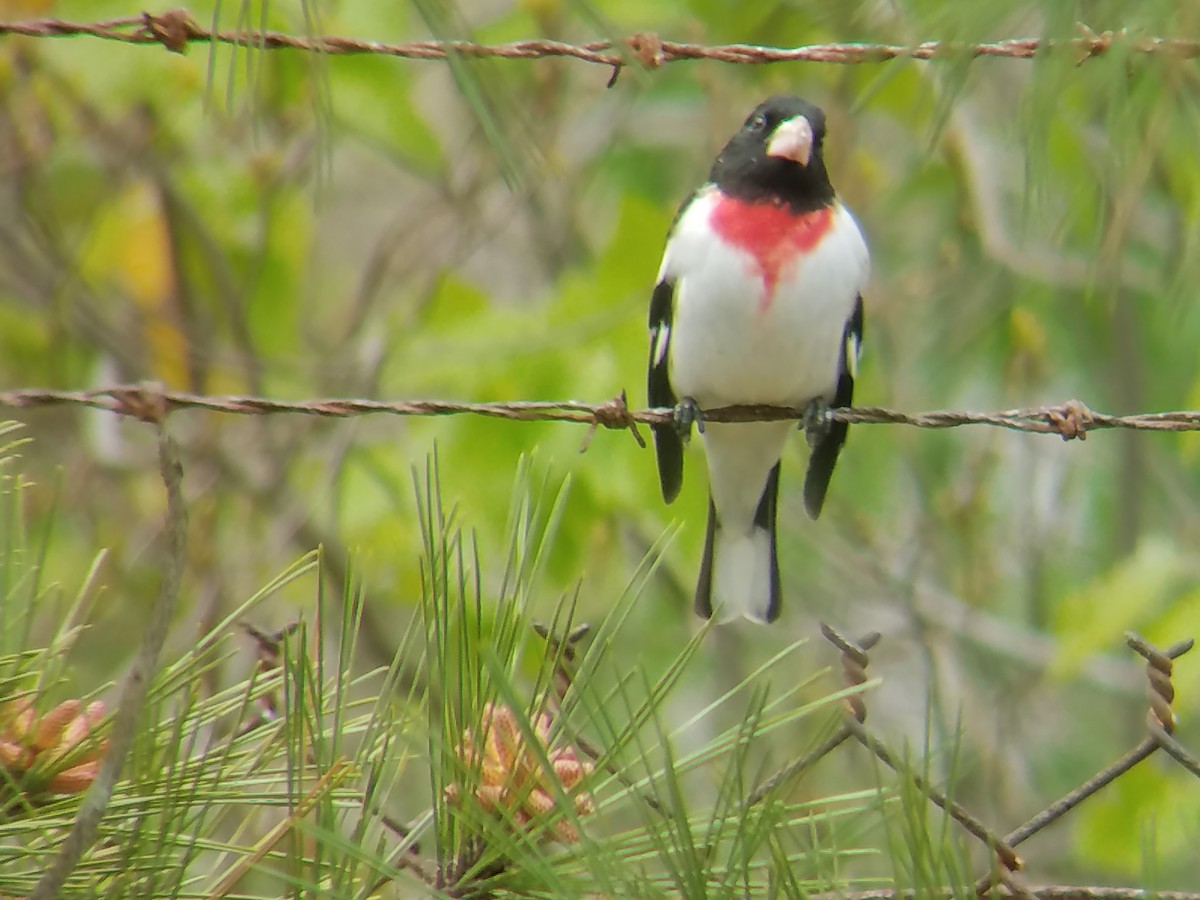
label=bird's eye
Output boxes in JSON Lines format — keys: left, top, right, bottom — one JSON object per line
{"left": 749, "top": 112, "right": 768, "bottom": 131}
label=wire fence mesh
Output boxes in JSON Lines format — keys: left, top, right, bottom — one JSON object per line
{"left": 775, "top": 626, "right": 1200, "bottom": 897}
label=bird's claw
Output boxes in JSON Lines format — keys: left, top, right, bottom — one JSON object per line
{"left": 802, "top": 398, "right": 832, "bottom": 448}
{"left": 674, "top": 397, "right": 705, "bottom": 441}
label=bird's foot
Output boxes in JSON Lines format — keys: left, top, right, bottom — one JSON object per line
{"left": 802, "top": 398, "right": 832, "bottom": 448}
{"left": 674, "top": 396, "right": 705, "bottom": 441}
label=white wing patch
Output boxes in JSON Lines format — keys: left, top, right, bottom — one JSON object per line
{"left": 652, "top": 322, "right": 671, "bottom": 367}
{"left": 846, "top": 329, "right": 861, "bottom": 380}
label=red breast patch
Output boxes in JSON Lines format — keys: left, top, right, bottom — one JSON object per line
{"left": 709, "top": 197, "right": 833, "bottom": 309}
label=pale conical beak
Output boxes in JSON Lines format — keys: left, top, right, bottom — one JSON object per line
{"left": 766, "top": 116, "right": 814, "bottom": 166}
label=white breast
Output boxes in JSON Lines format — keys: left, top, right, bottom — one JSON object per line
{"left": 662, "top": 190, "right": 868, "bottom": 408}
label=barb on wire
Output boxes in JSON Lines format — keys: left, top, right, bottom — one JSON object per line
{"left": 6, "top": 384, "right": 1200, "bottom": 441}
{"left": 1126, "top": 633, "right": 1193, "bottom": 733}
{"left": 2, "top": 11, "right": 1200, "bottom": 76}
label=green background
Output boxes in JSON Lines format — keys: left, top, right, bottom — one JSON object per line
{"left": 2, "top": 0, "right": 1200, "bottom": 890}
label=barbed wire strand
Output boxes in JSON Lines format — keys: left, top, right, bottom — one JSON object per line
{"left": 2, "top": 385, "right": 1199, "bottom": 443}
{"left": 2, "top": 11, "right": 1198, "bottom": 73}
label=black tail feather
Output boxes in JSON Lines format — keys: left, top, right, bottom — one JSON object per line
{"left": 694, "top": 497, "right": 718, "bottom": 619}
{"left": 802, "top": 418, "right": 848, "bottom": 519}
{"left": 755, "top": 463, "right": 782, "bottom": 623}
{"left": 652, "top": 425, "right": 684, "bottom": 504}
{"left": 804, "top": 295, "right": 863, "bottom": 519}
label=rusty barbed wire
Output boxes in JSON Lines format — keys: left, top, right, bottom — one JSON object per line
{"left": 1, "top": 10, "right": 1199, "bottom": 75}
{"left": 3, "top": 384, "right": 1200, "bottom": 442}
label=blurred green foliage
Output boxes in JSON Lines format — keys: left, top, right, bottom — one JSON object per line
{"left": 2, "top": 0, "right": 1200, "bottom": 890}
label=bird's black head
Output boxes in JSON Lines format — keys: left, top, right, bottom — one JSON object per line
{"left": 708, "top": 96, "right": 835, "bottom": 212}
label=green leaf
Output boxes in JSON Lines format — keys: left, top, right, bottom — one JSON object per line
{"left": 1051, "top": 538, "right": 1185, "bottom": 677}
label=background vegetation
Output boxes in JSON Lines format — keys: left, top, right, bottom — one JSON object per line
{"left": 2, "top": 0, "right": 1200, "bottom": 895}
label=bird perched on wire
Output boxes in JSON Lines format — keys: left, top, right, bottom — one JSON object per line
{"left": 647, "top": 95, "right": 869, "bottom": 624}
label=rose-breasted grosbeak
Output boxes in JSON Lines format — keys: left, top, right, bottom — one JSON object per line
{"left": 647, "top": 96, "right": 869, "bottom": 624}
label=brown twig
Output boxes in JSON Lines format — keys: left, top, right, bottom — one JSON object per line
{"left": 365, "top": 810, "right": 436, "bottom": 896}
{"left": 30, "top": 416, "right": 188, "bottom": 900}
{"left": 6, "top": 385, "right": 1200, "bottom": 439}
{"left": 233, "top": 622, "right": 299, "bottom": 736}
{"left": 533, "top": 621, "right": 592, "bottom": 711}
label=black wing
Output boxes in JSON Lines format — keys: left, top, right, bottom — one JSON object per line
{"left": 803, "top": 295, "right": 864, "bottom": 519}
{"left": 648, "top": 278, "right": 683, "bottom": 504}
